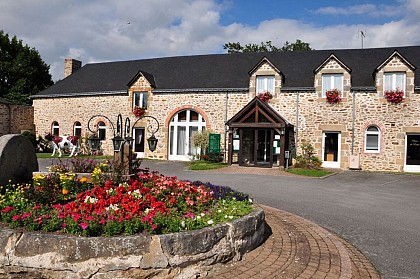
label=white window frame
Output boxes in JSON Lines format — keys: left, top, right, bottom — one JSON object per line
{"left": 322, "top": 74, "right": 343, "bottom": 97}
{"left": 98, "top": 121, "right": 106, "bottom": 140}
{"left": 52, "top": 121, "right": 59, "bottom": 136}
{"left": 133, "top": 91, "right": 148, "bottom": 109}
{"left": 364, "top": 126, "right": 381, "bottom": 153}
{"left": 256, "top": 76, "right": 275, "bottom": 95}
{"left": 383, "top": 72, "right": 406, "bottom": 94}
{"left": 73, "top": 121, "right": 82, "bottom": 137}
{"left": 168, "top": 110, "right": 206, "bottom": 161}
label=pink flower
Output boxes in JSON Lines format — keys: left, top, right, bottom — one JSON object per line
{"left": 12, "top": 215, "right": 21, "bottom": 221}
{"left": 21, "top": 212, "right": 32, "bottom": 219}
{"left": 2, "top": 206, "right": 14, "bottom": 213}
{"left": 79, "top": 222, "right": 89, "bottom": 230}
{"left": 152, "top": 224, "right": 157, "bottom": 230}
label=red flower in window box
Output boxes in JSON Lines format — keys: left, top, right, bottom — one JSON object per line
{"left": 325, "top": 89, "right": 341, "bottom": 104}
{"left": 257, "top": 91, "right": 273, "bottom": 103}
{"left": 384, "top": 89, "right": 404, "bottom": 104}
{"left": 133, "top": 106, "right": 146, "bottom": 117}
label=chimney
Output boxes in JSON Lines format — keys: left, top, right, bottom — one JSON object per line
{"left": 64, "top": 58, "right": 82, "bottom": 78}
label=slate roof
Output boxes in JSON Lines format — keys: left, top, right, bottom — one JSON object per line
{"left": 0, "top": 97, "right": 11, "bottom": 104}
{"left": 32, "top": 45, "right": 420, "bottom": 98}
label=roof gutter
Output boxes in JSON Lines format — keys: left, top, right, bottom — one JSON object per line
{"left": 152, "top": 88, "right": 248, "bottom": 93}
{"left": 30, "top": 90, "right": 127, "bottom": 99}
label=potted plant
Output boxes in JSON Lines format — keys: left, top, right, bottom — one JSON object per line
{"left": 325, "top": 89, "right": 341, "bottom": 104}
{"left": 384, "top": 89, "right": 404, "bottom": 104}
{"left": 257, "top": 91, "right": 273, "bottom": 103}
{"left": 133, "top": 106, "right": 146, "bottom": 117}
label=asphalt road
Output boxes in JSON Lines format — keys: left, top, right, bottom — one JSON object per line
{"left": 38, "top": 159, "right": 420, "bottom": 278}
{"left": 138, "top": 161, "right": 420, "bottom": 279}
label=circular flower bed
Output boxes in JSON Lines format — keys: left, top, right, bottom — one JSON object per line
{"left": 0, "top": 159, "right": 254, "bottom": 237}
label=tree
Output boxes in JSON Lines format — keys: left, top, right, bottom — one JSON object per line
{"left": 0, "top": 30, "right": 53, "bottom": 105}
{"left": 223, "top": 39, "right": 313, "bottom": 53}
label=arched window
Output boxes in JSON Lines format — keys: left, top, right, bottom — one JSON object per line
{"left": 73, "top": 121, "right": 82, "bottom": 137}
{"left": 365, "top": 126, "right": 380, "bottom": 153}
{"left": 52, "top": 121, "right": 59, "bottom": 136}
{"left": 98, "top": 121, "right": 106, "bottom": 140}
{"left": 169, "top": 109, "right": 206, "bottom": 160}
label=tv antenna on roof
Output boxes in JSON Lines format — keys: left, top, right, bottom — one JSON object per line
{"left": 359, "top": 30, "right": 366, "bottom": 49}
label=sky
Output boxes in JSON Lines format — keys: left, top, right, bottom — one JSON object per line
{"left": 1, "top": 0, "right": 419, "bottom": 81}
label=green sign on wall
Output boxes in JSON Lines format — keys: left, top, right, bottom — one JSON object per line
{"left": 208, "top": 133, "right": 221, "bottom": 153}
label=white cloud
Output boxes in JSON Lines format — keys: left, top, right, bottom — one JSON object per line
{"left": 313, "top": 3, "right": 404, "bottom": 17}
{"left": 0, "top": 0, "right": 419, "bottom": 81}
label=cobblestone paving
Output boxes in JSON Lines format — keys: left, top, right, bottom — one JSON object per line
{"left": 206, "top": 205, "right": 380, "bottom": 279}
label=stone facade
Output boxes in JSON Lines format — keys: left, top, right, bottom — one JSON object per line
{"left": 32, "top": 49, "right": 420, "bottom": 172}
{"left": 0, "top": 102, "right": 34, "bottom": 137}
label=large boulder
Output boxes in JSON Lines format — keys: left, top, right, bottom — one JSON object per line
{"left": 0, "top": 134, "right": 39, "bottom": 186}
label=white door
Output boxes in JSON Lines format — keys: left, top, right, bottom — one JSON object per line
{"left": 169, "top": 110, "right": 205, "bottom": 161}
{"left": 404, "top": 134, "right": 420, "bottom": 172}
{"left": 322, "top": 132, "right": 341, "bottom": 168}
{"left": 133, "top": 128, "right": 145, "bottom": 158}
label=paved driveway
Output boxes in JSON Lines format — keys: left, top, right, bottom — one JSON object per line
{"left": 139, "top": 161, "right": 420, "bottom": 279}
{"left": 38, "top": 159, "right": 420, "bottom": 278}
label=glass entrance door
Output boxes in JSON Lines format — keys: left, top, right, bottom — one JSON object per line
{"left": 322, "top": 132, "right": 341, "bottom": 168}
{"left": 404, "top": 134, "right": 420, "bottom": 172}
{"left": 257, "top": 129, "right": 271, "bottom": 166}
{"left": 239, "top": 129, "right": 272, "bottom": 167}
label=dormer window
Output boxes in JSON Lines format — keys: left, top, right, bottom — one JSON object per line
{"left": 133, "top": 91, "right": 148, "bottom": 109}
{"left": 384, "top": 72, "right": 406, "bottom": 94}
{"left": 322, "top": 74, "right": 343, "bottom": 98}
{"left": 256, "top": 76, "right": 275, "bottom": 95}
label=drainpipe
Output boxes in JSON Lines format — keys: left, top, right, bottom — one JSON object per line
{"left": 224, "top": 90, "right": 229, "bottom": 163}
{"left": 295, "top": 91, "right": 299, "bottom": 148}
{"left": 351, "top": 90, "right": 355, "bottom": 155}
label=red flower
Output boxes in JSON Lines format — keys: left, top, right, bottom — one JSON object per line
{"left": 79, "top": 222, "right": 89, "bottom": 230}
{"left": 384, "top": 89, "right": 404, "bottom": 104}
{"left": 326, "top": 89, "right": 341, "bottom": 104}
{"left": 133, "top": 106, "right": 146, "bottom": 117}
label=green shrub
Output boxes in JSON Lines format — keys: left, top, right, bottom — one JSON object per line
{"left": 294, "top": 140, "right": 322, "bottom": 169}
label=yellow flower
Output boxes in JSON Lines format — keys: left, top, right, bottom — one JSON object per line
{"left": 79, "top": 177, "right": 88, "bottom": 183}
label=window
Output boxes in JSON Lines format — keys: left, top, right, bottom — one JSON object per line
{"left": 322, "top": 74, "right": 343, "bottom": 97}
{"left": 384, "top": 72, "right": 405, "bottom": 93}
{"left": 98, "top": 121, "right": 106, "bottom": 140}
{"left": 256, "top": 76, "right": 275, "bottom": 95}
{"left": 73, "top": 121, "right": 82, "bottom": 137}
{"left": 52, "top": 121, "right": 59, "bottom": 136}
{"left": 133, "top": 91, "right": 148, "bottom": 109}
{"left": 169, "top": 109, "right": 206, "bottom": 160}
{"left": 365, "top": 126, "right": 380, "bottom": 153}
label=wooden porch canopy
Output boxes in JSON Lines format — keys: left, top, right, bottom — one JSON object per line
{"left": 226, "top": 96, "right": 293, "bottom": 167}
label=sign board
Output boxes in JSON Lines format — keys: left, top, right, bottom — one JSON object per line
{"left": 208, "top": 133, "right": 221, "bottom": 153}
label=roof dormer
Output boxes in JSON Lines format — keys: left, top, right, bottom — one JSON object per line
{"left": 248, "top": 57, "right": 283, "bottom": 98}
{"left": 314, "top": 54, "right": 352, "bottom": 99}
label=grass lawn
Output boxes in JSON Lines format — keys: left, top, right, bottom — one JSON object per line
{"left": 36, "top": 153, "right": 112, "bottom": 160}
{"left": 188, "top": 161, "right": 228, "bottom": 170}
{"left": 286, "top": 168, "right": 334, "bottom": 177}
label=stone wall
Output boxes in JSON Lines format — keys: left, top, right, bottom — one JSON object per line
{"left": 0, "top": 103, "right": 10, "bottom": 136}
{"left": 0, "top": 208, "right": 266, "bottom": 279}
{"left": 33, "top": 95, "right": 130, "bottom": 155}
{"left": 0, "top": 103, "right": 34, "bottom": 137}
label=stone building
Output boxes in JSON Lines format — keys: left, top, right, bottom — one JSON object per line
{"left": 0, "top": 97, "right": 34, "bottom": 136}
{"left": 31, "top": 46, "right": 420, "bottom": 172}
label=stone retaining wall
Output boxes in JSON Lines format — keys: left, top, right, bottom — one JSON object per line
{"left": 0, "top": 208, "right": 266, "bottom": 279}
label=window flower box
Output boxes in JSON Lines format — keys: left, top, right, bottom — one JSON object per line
{"left": 384, "top": 89, "right": 404, "bottom": 104}
{"left": 325, "top": 89, "right": 341, "bottom": 104}
{"left": 133, "top": 106, "right": 146, "bottom": 117}
{"left": 257, "top": 91, "right": 273, "bottom": 103}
